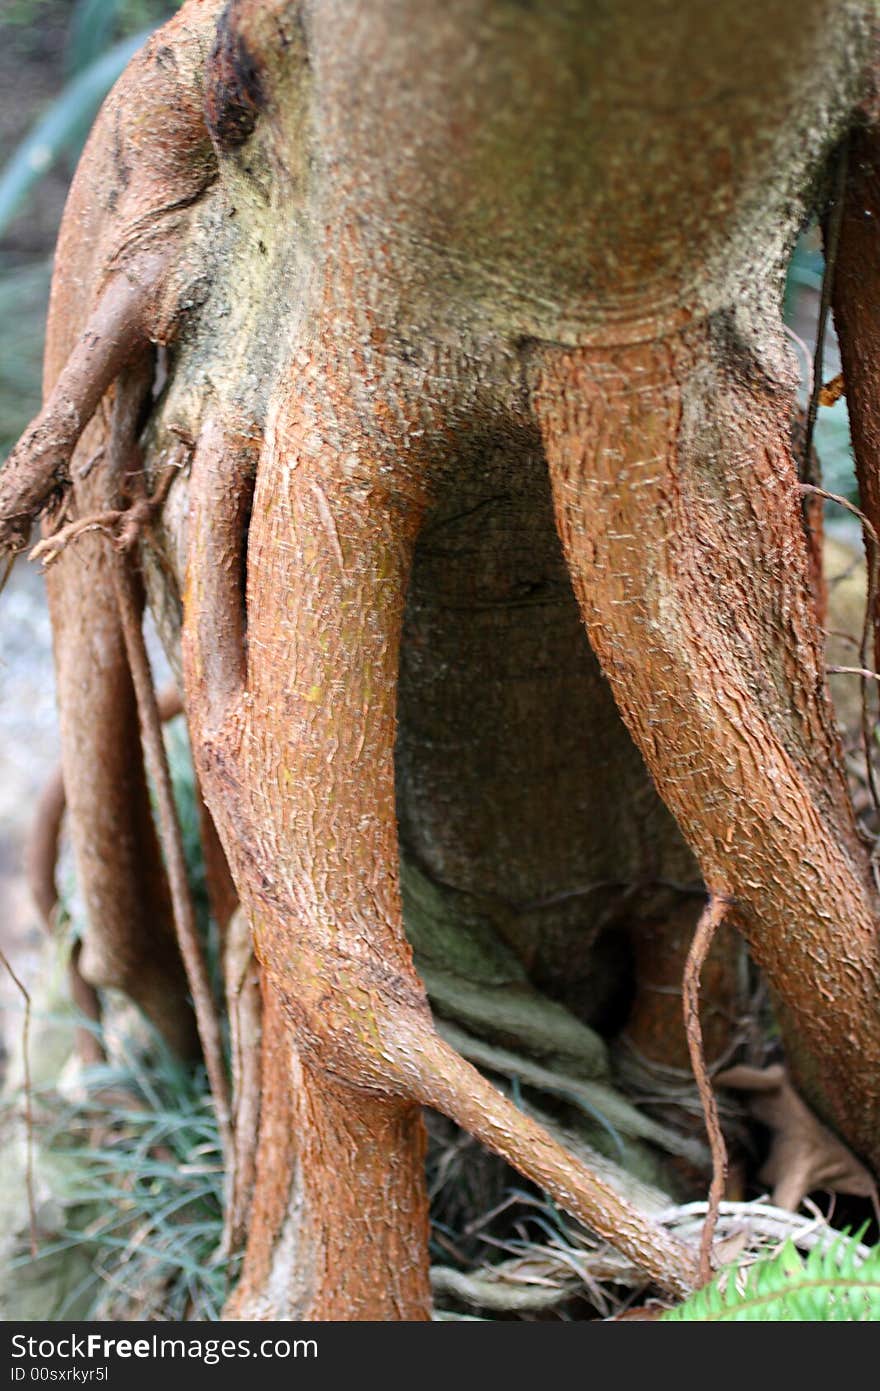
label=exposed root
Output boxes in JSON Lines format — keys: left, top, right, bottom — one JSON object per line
{"left": 682, "top": 895, "right": 730, "bottom": 1283}
{"left": 195, "top": 784, "right": 239, "bottom": 947}
{"left": 399, "top": 1019, "right": 701, "bottom": 1299}
{"left": 15, "top": 343, "right": 231, "bottom": 1144}
{"left": 183, "top": 415, "right": 258, "bottom": 730}
{"left": 25, "top": 685, "right": 185, "bottom": 1066}
{"left": 801, "top": 137, "right": 848, "bottom": 483}
{"left": 26, "top": 767, "right": 66, "bottom": 931}
{"left": 220, "top": 907, "right": 261, "bottom": 1257}
{"left": 0, "top": 260, "right": 168, "bottom": 554}
{"left": 828, "top": 103, "right": 880, "bottom": 684}
{"left": 182, "top": 413, "right": 702, "bottom": 1303}
{"left": 113, "top": 561, "right": 232, "bottom": 1159}
{"left": 800, "top": 482, "right": 880, "bottom": 829}
{"left": 435, "top": 1020, "right": 706, "bottom": 1166}
{"left": 31, "top": 452, "right": 185, "bottom": 571}
{"left": 533, "top": 330, "right": 880, "bottom": 1174}
{"left": 430, "top": 1199, "right": 871, "bottom": 1318}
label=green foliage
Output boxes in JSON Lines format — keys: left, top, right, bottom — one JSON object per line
{"left": 663, "top": 1235, "right": 880, "bottom": 1321}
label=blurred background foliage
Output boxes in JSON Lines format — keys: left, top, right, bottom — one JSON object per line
{"left": 786, "top": 230, "right": 855, "bottom": 506}
{"left": 0, "top": 0, "right": 178, "bottom": 456}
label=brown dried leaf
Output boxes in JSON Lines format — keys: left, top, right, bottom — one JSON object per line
{"left": 716, "top": 1064, "right": 878, "bottom": 1212}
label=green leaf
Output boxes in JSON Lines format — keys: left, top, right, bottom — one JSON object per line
{"left": 663, "top": 1235, "right": 880, "bottom": 1321}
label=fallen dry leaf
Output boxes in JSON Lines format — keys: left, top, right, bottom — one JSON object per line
{"left": 716, "top": 1064, "right": 879, "bottom": 1214}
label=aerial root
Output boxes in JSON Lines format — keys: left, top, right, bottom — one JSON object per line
{"left": 30, "top": 452, "right": 184, "bottom": 570}
{"left": 0, "top": 257, "right": 167, "bottom": 553}
{"left": 112, "top": 559, "right": 233, "bottom": 1159}
{"left": 220, "top": 907, "right": 261, "bottom": 1258}
{"left": 26, "top": 684, "right": 185, "bottom": 1066}
{"left": 399, "top": 1020, "right": 701, "bottom": 1299}
{"left": 800, "top": 482, "right": 880, "bottom": 836}
{"left": 682, "top": 894, "right": 730, "bottom": 1284}
{"left": 24, "top": 456, "right": 233, "bottom": 1157}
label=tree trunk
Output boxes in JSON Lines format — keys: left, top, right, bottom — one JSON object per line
{"left": 226, "top": 981, "right": 432, "bottom": 1320}
{"left": 3, "top": 0, "right": 880, "bottom": 1320}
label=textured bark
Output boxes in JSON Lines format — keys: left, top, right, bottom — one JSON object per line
{"left": 43, "top": 423, "right": 194, "bottom": 1053}
{"left": 222, "top": 907, "right": 262, "bottom": 1257}
{"left": 227, "top": 982, "right": 432, "bottom": 1321}
{"left": 25, "top": 684, "right": 185, "bottom": 1065}
{"left": 4, "top": 0, "right": 880, "bottom": 1322}
{"left": 532, "top": 325, "right": 880, "bottom": 1163}
{"left": 395, "top": 429, "right": 732, "bottom": 1059}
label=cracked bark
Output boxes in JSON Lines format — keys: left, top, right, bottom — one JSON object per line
{"left": 3, "top": 0, "right": 880, "bottom": 1320}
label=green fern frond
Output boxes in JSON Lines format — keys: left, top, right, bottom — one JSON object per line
{"left": 663, "top": 1234, "right": 880, "bottom": 1321}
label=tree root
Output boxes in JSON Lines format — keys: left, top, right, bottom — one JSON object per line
{"left": 113, "top": 560, "right": 231, "bottom": 1156}
{"left": 0, "top": 260, "right": 168, "bottom": 554}
{"left": 220, "top": 908, "right": 262, "bottom": 1257}
{"left": 682, "top": 895, "right": 729, "bottom": 1282}
{"left": 181, "top": 408, "right": 703, "bottom": 1304}
{"left": 23, "top": 418, "right": 231, "bottom": 1148}
{"left": 532, "top": 326, "right": 880, "bottom": 1173}
{"left": 9, "top": 0, "right": 878, "bottom": 1321}
{"left": 431, "top": 1199, "right": 872, "bottom": 1318}
{"left": 26, "top": 685, "right": 185, "bottom": 1067}
{"left": 0, "top": 0, "right": 223, "bottom": 1064}
{"left": 435, "top": 1020, "right": 707, "bottom": 1167}
{"left": 30, "top": 453, "right": 183, "bottom": 570}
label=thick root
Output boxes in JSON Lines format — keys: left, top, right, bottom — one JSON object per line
{"left": 532, "top": 320, "right": 880, "bottom": 1172}
{"left": 183, "top": 404, "right": 701, "bottom": 1306}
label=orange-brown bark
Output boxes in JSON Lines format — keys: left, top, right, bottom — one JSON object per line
{"left": 184, "top": 380, "right": 700, "bottom": 1305}
{"left": 227, "top": 983, "right": 432, "bottom": 1320}
{"left": 4, "top": 0, "right": 880, "bottom": 1324}
{"left": 532, "top": 324, "right": 880, "bottom": 1167}
{"left": 0, "top": 2, "right": 226, "bottom": 1053}
{"left": 43, "top": 446, "right": 194, "bottom": 1053}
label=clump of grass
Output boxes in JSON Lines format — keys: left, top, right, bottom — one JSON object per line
{"left": 16, "top": 1035, "right": 233, "bottom": 1321}
{"left": 2, "top": 716, "right": 232, "bottom": 1321}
